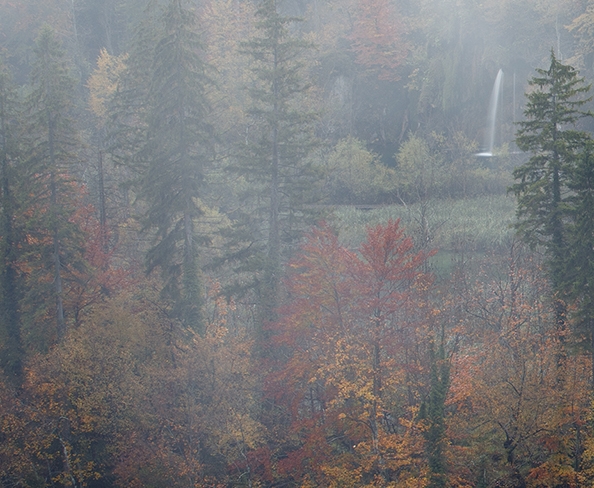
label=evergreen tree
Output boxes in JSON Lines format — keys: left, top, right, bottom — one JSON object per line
{"left": 137, "top": 0, "right": 213, "bottom": 333}
{"left": 238, "top": 0, "right": 319, "bottom": 328}
{"left": 106, "top": 3, "right": 158, "bottom": 172}
{"left": 424, "top": 342, "right": 450, "bottom": 488}
{"left": 0, "top": 61, "right": 24, "bottom": 384}
{"left": 511, "top": 51, "right": 592, "bottom": 327}
{"left": 22, "top": 26, "right": 84, "bottom": 346}
{"left": 566, "top": 141, "right": 594, "bottom": 385}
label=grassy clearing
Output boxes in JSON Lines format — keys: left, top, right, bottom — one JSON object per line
{"left": 329, "top": 194, "right": 517, "bottom": 254}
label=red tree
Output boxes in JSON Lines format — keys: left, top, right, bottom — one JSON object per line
{"left": 350, "top": 0, "right": 408, "bottom": 82}
{"left": 266, "top": 220, "right": 435, "bottom": 485}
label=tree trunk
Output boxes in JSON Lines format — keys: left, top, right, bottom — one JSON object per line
{"left": 49, "top": 111, "right": 66, "bottom": 340}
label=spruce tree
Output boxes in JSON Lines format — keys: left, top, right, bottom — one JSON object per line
{"left": 136, "top": 0, "right": 213, "bottom": 333}
{"left": 0, "top": 62, "right": 24, "bottom": 384}
{"left": 107, "top": 5, "right": 157, "bottom": 173}
{"left": 238, "top": 0, "right": 319, "bottom": 328}
{"left": 511, "top": 51, "right": 592, "bottom": 327}
{"left": 22, "top": 26, "right": 84, "bottom": 345}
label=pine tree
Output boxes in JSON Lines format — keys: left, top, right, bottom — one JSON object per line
{"left": 511, "top": 50, "right": 592, "bottom": 328}
{"left": 0, "top": 61, "right": 24, "bottom": 384}
{"left": 137, "top": 0, "right": 213, "bottom": 333}
{"left": 22, "top": 26, "right": 84, "bottom": 345}
{"left": 238, "top": 0, "right": 319, "bottom": 328}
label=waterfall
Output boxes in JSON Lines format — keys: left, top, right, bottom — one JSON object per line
{"left": 477, "top": 69, "right": 503, "bottom": 157}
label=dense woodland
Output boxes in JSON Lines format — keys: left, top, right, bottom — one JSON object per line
{"left": 3, "top": 0, "right": 594, "bottom": 486}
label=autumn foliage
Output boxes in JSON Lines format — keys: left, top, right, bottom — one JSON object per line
{"left": 447, "top": 243, "right": 592, "bottom": 486}
{"left": 4, "top": 3, "right": 594, "bottom": 486}
{"left": 0, "top": 280, "right": 261, "bottom": 487}
{"left": 264, "top": 220, "right": 436, "bottom": 485}
{"left": 4, "top": 216, "right": 594, "bottom": 486}
{"left": 350, "top": 0, "right": 408, "bottom": 81}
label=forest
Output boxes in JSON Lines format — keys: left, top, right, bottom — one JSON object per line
{"left": 2, "top": 0, "right": 594, "bottom": 486}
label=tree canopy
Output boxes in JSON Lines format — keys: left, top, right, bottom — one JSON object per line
{"left": 3, "top": 1, "right": 594, "bottom": 486}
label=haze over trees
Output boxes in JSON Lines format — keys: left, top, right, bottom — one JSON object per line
{"left": 2, "top": 0, "right": 594, "bottom": 486}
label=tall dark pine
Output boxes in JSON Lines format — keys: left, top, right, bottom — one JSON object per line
{"left": 0, "top": 62, "right": 24, "bottom": 383}
{"left": 240, "top": 0, "right": 319, "bottom": 328}
{"left": 138, "top": 0, "right": 213, "bottom": 333}
{"left": 23, "top": 26, "right": 83, "bottom": 345}
{"left": 511, "top": 51, "right": 592, "bottom": 330}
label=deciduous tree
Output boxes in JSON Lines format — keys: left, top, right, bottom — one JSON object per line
{"left": 350, "top": 0, "right": 408, "bottom": 82}
{"left": 325, "top": 136, "right": 398, "bottom": 205}
{"left": 449, "top": 241, "right": 590, "bottom": 486}
{"left": 267, "top": 220, "right": 435, "bottom": 485}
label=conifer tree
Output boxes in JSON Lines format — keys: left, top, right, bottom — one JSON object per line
{"left": 566, "top": 141, "right": 594, "bottom": 385}
{"left": 238, "top": 0, "right": 319, "bottom": 327}
{"left": 107, "top": 5, "right": 157, "bottom": 173}
{"left": 136, "top": 0, "right": 213, "bottom": 333}
{"left": 424, "top": 342, "right": 450, "bottom": 488}
{"left": 22, "top": 26, "right": 84, "bottom": 345}
{"left": 511, "top": 51, "right": 592, "bottom": 327}
{"left": 0, "top": 62, "right": 24, "bottom": 383}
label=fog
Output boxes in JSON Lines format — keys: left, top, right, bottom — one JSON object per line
{"left": 1, "top": 0, "right": 593, "bottom": 486}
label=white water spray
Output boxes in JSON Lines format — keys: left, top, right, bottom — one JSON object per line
{"left": 477, "top": 69, "right": 503, "bottom": 157}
